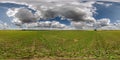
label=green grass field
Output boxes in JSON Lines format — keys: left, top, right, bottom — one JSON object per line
{"left": 0, "top": 30, "right": 120, "bottom": 60}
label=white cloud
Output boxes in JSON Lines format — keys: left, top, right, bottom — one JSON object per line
{"left": 25, "top": 21, "right": 68, "bottom": 29}
{"left": 11, "top": 18, "right": 22, "bottom": 26}
{"left": 51, "top": 21, "right": 66, "bottom": 28}
{"left": 7, "top": 8, "right": 17, "bottom": 17}
{"left": 70, "top": 18, "right": 111, "bottom": 30}
{"left": 95, "top": 18, "right": 110, "bottom": 28}
{"left": 71, "top": 21, "right": 94, "bottom": 29}
{"left": 96, "top": 2, "right": 112, "bottom": 7}
{"left": 99, "top": 26, "right": 118, "bottom": 30}
{"left": 96, "top": 19, "right": 120, "bottom": 30}
{"left": 98, "top": 23, "right": 120, "bottom": 30}
{"left": 0, "top": 21, "right": 9, "bottom": 29}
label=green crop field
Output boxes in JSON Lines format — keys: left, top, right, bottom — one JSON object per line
{"left": 0, "top": 30, "right": 120, "bottom": 60}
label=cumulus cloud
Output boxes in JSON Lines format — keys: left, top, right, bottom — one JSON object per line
{"left": 7, "top": 7, "right": 41, "bottom": 26}
{"left": 95, "top": 19, "right": 120, "bottom": 30}
{"left": 98, "top": 23, "right": 120, "bottom": 30}
{"left": 25, "top": 21, "right": 68, "bottom": 29}
{"left": 95, "top": 18, "right": 110, "bottom": 28}
{"left": 71, "top": 21, "right": 94, "bottom": 29}
{"left": 11, "top": 18, "right": 22, "bottom": 26}
{"left": 70, "top": 18, "right": 111, "bottom": 30}
{"left": 37, "top": 1, "right": 96, "bottom": 25}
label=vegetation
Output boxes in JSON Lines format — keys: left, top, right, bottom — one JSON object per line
{"left": 0, "top": 30, "right": 120, "bottom": 60}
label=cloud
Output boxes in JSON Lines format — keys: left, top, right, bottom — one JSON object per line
{"left": 71, "top": 21, "right": 94, "bottom": 29}
{"left": 11, "top": 18, "right": 22, "bottom": 26}
{"left": 0, "top": 20, "right": 9, "bottom": 29}
{"left": 96, "top": 0, "right": 120, "bottom": 2}
{"left": 70, "top": 18, "right": 111, "bottom": 30}
{"left": 98, "top": 23, "right": 120, "bottom": 30}
{"left": 95, "top": 19, "right": 120, "bottom": 30}
{"left": 25, "top": 21, "right": 68, "bottom": 29}
{"left": 96, "top": 1, "right": 112, "bottom": 7}
{"left": 4, "top": 0, "right": 120, "bottom": 30}
{"left": 40, "top": 1, "right": 96, "bottom": 23}
{"left": 95, "top": 18, "right": 110, "bottom": 28}
{"left": 5, "top": 1, "right": 96, "bottom": 29}
{"left": 99, "top": 26, "right": 119, "bottom": 30}
{"left": 33, "top": 1, "right": 97, "bottom": 30}
{"left": 7, "top": 7, "right": 41, "bottom": 26}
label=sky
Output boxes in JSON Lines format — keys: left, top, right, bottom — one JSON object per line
{"left": 0, "top": 0, "right": 120, "bottom": 30}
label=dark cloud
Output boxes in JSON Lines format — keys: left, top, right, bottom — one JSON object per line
{"left": 7, "top": 7, "right": 41, "bottom": 26}
{"left": 42, "top": 5, "right": 96, "bottom": 22}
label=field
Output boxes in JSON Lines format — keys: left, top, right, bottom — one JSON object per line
{"left": 0, "top": 30, "right": 120, "bottom": 60}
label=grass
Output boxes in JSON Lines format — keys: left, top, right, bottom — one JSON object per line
{"left": 0, "top": 30, "right": 120, "bottom": 60}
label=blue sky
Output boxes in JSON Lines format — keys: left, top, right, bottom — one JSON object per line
{"left": 0, "top": 0, "right": 120, "bottom": 30}
{"left": 93, "top": 1, "right": 120, "bottom": 23}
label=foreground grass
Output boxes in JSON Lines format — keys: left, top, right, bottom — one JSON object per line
{"left": 0, "top": 30, "right": 120, "bottom": 60}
